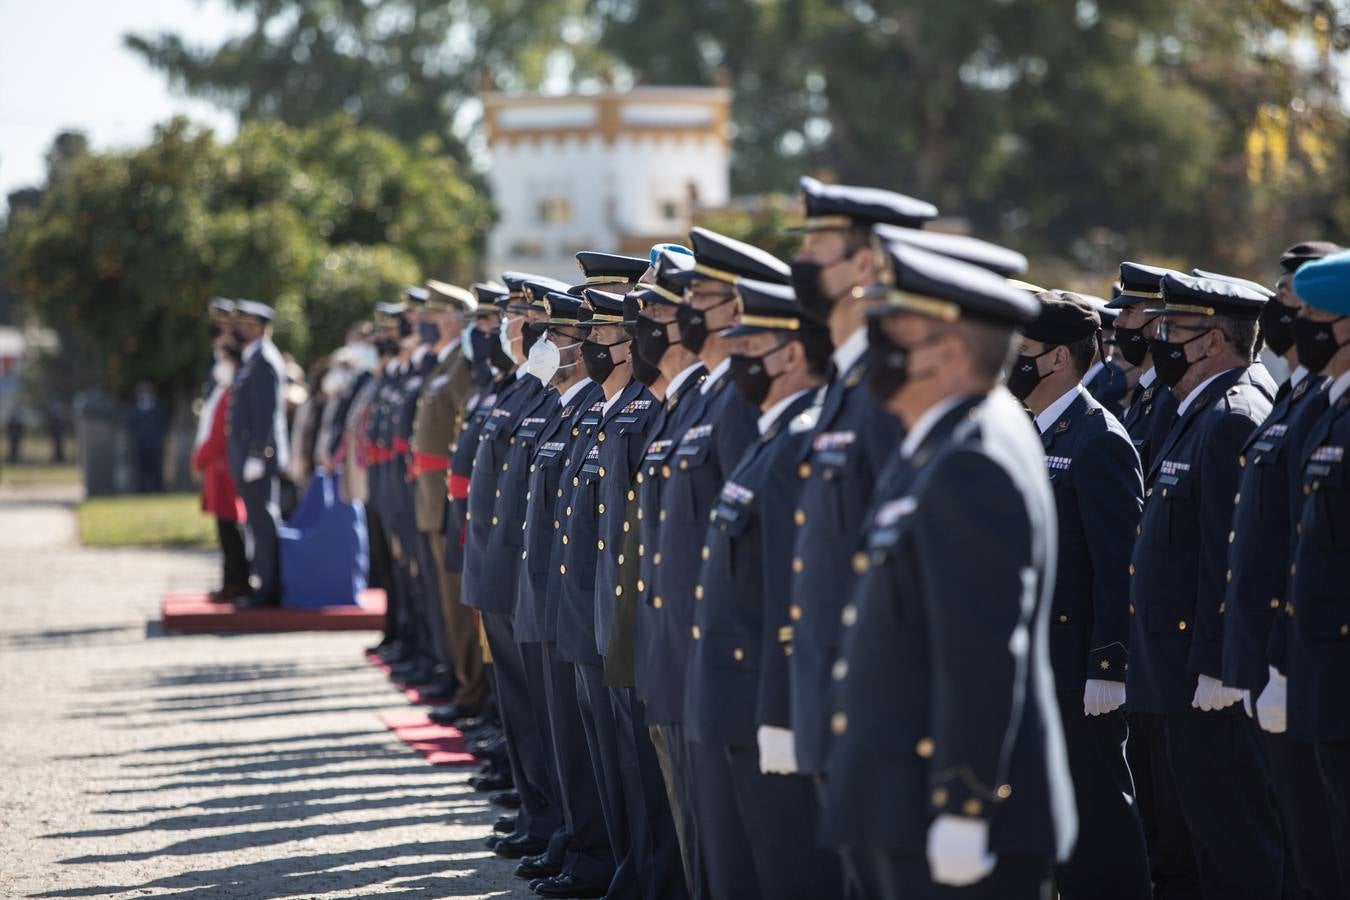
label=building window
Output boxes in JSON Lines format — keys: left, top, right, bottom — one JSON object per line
{"left": 659, "top": 199, "right": 681, "bottom": 221}
{"left": 537, "top": 197, "right": 573, "bottom": 225}
{"left": 510, "top": 240, "right": 545, "bottom": 258}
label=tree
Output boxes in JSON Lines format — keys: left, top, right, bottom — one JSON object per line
{"left": 5, "top": 116, "right": 492, "bottom": 400}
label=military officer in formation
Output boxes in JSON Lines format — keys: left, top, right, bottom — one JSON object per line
{"left": 258, "top": 165, "right": 1350, "bottom": 900}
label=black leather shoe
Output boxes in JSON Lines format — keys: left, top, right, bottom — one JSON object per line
{"left": 485, "top": 833, "right": 502, "bottom": 850}
{"left": 490, "top": 789, "right": 521, "bottom": 809}
{"left": 474, "top": 771, "right": 514, "bottom": 793}
{"left": 494, "top": 834, "right": 548, "bottom": 859}
{"left": 515, "top": 856, "right": 562, "bottom": 880}
{"left": 428, "top": 703, "right": 480, "bottom": 724}
{"left": 234, "top": 593, "right": 280, "bottom": 609}
{"left": 406, "top": 679, "right": 457, "bottom": 700}
{"left": 494, "top": 815, "right": 517, "bottom": 834}
{"left": 531, "top": 873, "right": 608, "bottom": 898}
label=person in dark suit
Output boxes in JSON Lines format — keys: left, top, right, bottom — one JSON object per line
{"left": 1007, "top": 291, "right": 1150, "bottom": 899}
{"left": 1215, "top": 248, "right": 1347, "bottom": 900}
{"left": 822, "top": 243, "right": 1075, "bottom": 899}
{"left": 650, "top": 229, "right": 786, "bottom": 898}
{"left": 1126, "top": 272, "right": 1283, "bottom": 899}
{"left": 193, "top": 298, "right": 248, "bottom": 603}
{"left": 226, "top": 300, "right": 290, "bottom": 608}
{"left": 1102, "top": 261, "right": 1199, "bottom": 899}
{"left": 509, "top": 292, "right": 612, "bottom": 894}
{"left": 461, "top": 273, "right": 560, "bottom": 864}
{"left": 1262, "top": 249, "right": 1350, "bottom": 892}
{"left": 682, "top": 278, "right": 840, "bottom": 899}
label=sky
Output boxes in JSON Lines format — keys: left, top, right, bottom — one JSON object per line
{"left": 0, "top": 0, "right": 250, "bottom": 214}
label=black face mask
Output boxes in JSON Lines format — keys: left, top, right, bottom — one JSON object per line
{"left": 208, "top": 322, "right": 222, "bottom": 340}
{"left": 790, "top": 257, "right": 853, "bottom": 321}
{"left": 676, "top": 296, "right": 734, "bottom": 355}
{"left": 1149, "top": 330, "right": 1210, "bottom": 388}
{"left": 231, "top": 327, "right": 249, "bottom": 345}
{"left": 865, "top": 319, "right": 910, "bottom": 403}
{"left": 632, "top": 347, "right": 663, "bottom": 386}
{"left": 1113, "top": 320, "right": 1154, "bottom": 367}
{"left": 634, "top": 314, "right": 677, "bottom": 366}
{"left": 1293, "top": 316, "right": 1348, "bottom": 374}
{"left": 729, "top": 343, "right": 787, "bottom": 407}
{"left": 222, "top": 342, "right": 243, "bottom": 364}
{"left": 418, "top": 321, "right": 441, "bottom": 345}
{"left": 1262, "top": 302, "right": 1299, "bottom": 357}
{"left": 397, "top": 318, "right": 413, "bottom": 339}
{"left": 489, "top": 340, "right": 516, "bottom": 373}
{"left": 522, "top": 321, "right": 545, "bottom": 357}
{"left": 1006, "top": 347, "right": 1057, "bottom": 401}
{"left": 581, "top": 338, "right": 630, "bottom": 384}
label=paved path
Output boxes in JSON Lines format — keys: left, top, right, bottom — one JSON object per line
{"left": 0, "top": 485, "right": 529, "bottom": 898}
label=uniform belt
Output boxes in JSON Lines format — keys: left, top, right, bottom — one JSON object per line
{"left": 393, "top": 437, "right": 411, "bottom": 455}
{"left": 369, "top": 445, "right": 392, "bottom": 464}
{"left": 408, "top": 451, "right": 450, "bottom": 478}
{"left": 448, "top": 473, "right": 471, "bottom": 501}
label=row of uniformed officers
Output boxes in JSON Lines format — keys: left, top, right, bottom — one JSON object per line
{"left": 301, "top": 175, "right": 1350, "bottom": 900}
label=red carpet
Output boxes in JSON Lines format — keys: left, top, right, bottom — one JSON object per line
{"left": 160, "top": 589, "right": 386, "bottom": 634}
{"left": 379, "top": 710, "right": 476, "bottom": 766}
{"left": 362, "top": 653, "right": 454, "bottom": 706}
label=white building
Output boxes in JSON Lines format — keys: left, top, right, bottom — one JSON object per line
{"left": 482, "top": 87, "right": 732, "bottom": 282}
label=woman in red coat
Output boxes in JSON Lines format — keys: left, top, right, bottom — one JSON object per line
{"left": 193, "top": 328, "right": 250, "bottom": 602}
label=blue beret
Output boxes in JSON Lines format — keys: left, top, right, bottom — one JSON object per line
{"left": 1292, "top": 249, "right": 1350, "bottom": 316}
{"left": 650, "top": 242, "right": 693, "bottom": 266}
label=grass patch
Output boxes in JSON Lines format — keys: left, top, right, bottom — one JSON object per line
{"left": 79, "top": 493, "right": 216, "bottom": 548}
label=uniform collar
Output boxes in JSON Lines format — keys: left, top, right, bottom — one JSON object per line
{"left": 668, "top": 361, "right": 704, "bottom": 400}
{"left": 758, "top": 389, "right": 809, "bottom": 436}
{"left": 701, "top": 357, "right": 731, "bottom": 394}
{"left": 411, "top": 345, "right": 429, "bottom": 366}
{"left": 558, "top": 377, "right": 593, "bottom": 408}
{"left": 900, "top": 394, "right": 972, "bottom": 458}
{"left": 1176, "top": 367, "right": 1237, "bottom": 417}
{"left": 1290, "top": 365, "right": 1309, "bottom": 388}
{"left": 1082, "top": 360, "right": 1106, "bottom": 385}
{"left": 243, "top": 337, "right": 264, "bottom": 361}
{"left": 1330, "top": 370, "right": 1350, "bottom": 406}
{"left": 436, "top": 343, "right": 456, "bottom": 364}
{"left": 831, "top": 326, "right": 868, "bottom": 377}
{"left": 1138, "top": 366, "right": 1157, "bottom": 389}
{"left": 1035, "top": 384, "right": 1086, "bottom": 435}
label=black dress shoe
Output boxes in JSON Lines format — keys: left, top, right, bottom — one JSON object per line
{"left": 234, "top": 593, "right": 280, "bottom": 609}
{"left": 474, "top": 772, "right": 514, "bottom": 793}
{"left": 531, "top": 873, "right": 608, "bottom": 898}
{"left": 515, "top": 856, "right": 562, "bottom": 880}
{"left": 494, "top": 815, "right": 517, "bottom": 834}
{"left": 428, "top": 703, "right": 480, "bottom": 724}
{"left": 406, "top": 679, "right": 457, "bottom": 700}
{"left": 485, "top": 833, "right": 503, "bottom": 851}
{"left": 490, "top": 789, "right": 521, "bottom": 809}
{"left": 494, "top": 834, "right": 548, "bottom": 859}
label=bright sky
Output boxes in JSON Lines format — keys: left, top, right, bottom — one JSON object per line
{"left": 0, "top": 0, "right": 250, "bottom": 215}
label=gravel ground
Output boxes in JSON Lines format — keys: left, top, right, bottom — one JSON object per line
{"left": 0, "top": 484, "right": 530, "bottom": 899}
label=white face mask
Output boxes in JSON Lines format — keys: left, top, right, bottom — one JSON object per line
{"left": 499, "top": 316, "right": 520, "bottom": 365}
{"left": 526, "top": 337, "right": 579, "bottom": 385}
{"left": 212, "top": 359, "right": 235, "bottom": 386}
{"left": 321, "top": 368, "right": 353, "bottom": 398}
{"left": 346, "top": 343, "right": 379, "bottom": 372}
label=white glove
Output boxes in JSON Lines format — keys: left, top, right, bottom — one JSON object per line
{"left": 756, "top": 725, "right": 798, "bottom": 775}
{"left": 1256, "top": 667, "right": 1287, "bottom": 734}
{"left": 1083, "top": 678, "right": 1127, "bottom": 716}
{"left": 927, "top": 814, "right": 996, "bottom": 887}
{"left": 1191, "top": 674, "right": 1245, "bottom": 712}
{"left": 242, "top": 456, "right": 266, "bottom": 483}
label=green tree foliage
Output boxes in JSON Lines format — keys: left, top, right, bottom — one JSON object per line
{"left": 5, "top": 117, "right": 492, "bottom": 397}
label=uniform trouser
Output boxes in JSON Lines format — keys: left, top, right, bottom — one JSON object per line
{"left": 215, "top": 517, "right": 249, "bottom": 590}
{"left": 1265, "top": 732, "right": 1347, "bottom": 899}
{"left": 481, "top": 611, "right": 560, "bottom": 845}
{"left": 610, "top": 687, "right": 687, "bottom": 900}
{"left": 574, "top": 661, "right": 639, "bottom": 898}
{"left": 1161, "top": 713, "right": 1284, "bottom": 900}
{"left": 862, "top": 852, "right": 1051, "bottom": 900}
{"left": 726, "top": 744, "right": 844, "bottom": 899}
{"left": 1053, "top": 693, "right": 1151, "bottom": 900}
{"left": 541, "top": 642, "right": 614, "bottom": 885}
{"left": 1129, "top": 711, "right": 1202, "bottom": 900}
{"left": 236, "top": 475, "right": 281, "bottom": 600}
{"left": 365, "top": 506, "right": 398, "bottom": 645}
{"left": 434, "top": 553, "right": 487, "bottom": 708}
{"left": 686, "top": 737, "right": 761, "bottom": 900}
{"left": 414, "top": 530, "right": 455, "bottom": 679}
{"left": 649, "top": 722, "right": 702, "bottom": 896}
{"left": 518, "top": 642, "right": 569, "bottom": 863}
{"left": 389, "top": 478, "right": 428, "bottom": 661}
{"left": 1313, "top": 740, "right": 1350, "bottom": 892}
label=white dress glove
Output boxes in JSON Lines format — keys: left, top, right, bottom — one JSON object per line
{"left": 1256, "top": 666, "right": 1287, "bottom": 734}
{"left": 242, "top": 456, "right": 267, "bottom": 483}
{"left": 1191, "top": 674, "right": 1245, "bottom": 712}
{"left": 756, "top": 725, "right": 798, "bottom": 775}
{"left": 1083, "top": 678, "right": 1127, "bottom": 716}
{"left": 927, "top": 814, "right": 997, "bottom": 887}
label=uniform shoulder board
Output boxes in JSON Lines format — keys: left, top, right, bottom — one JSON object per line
{"left": 1086, "top": 406, "right": 1100, "bottom": 416}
